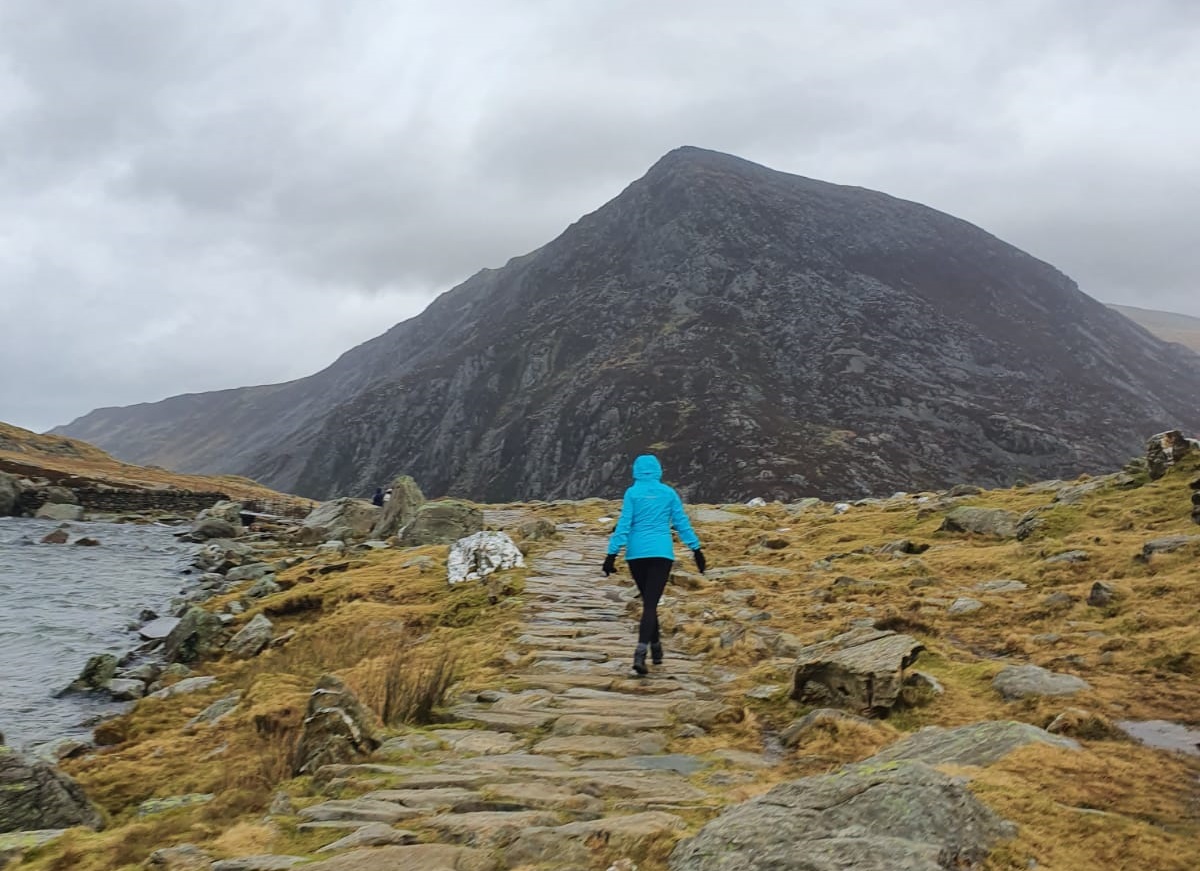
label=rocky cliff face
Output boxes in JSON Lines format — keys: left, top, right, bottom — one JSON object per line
{"left": 57, "top": 147, "right": 1200, "bottom": 501}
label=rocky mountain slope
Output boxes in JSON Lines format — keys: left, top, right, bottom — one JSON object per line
{"left": 1109, "top": 304, "right": 1200, "bottom": 353}
{"left": 57, "top": 147, "right": 1200, "bottom": 502}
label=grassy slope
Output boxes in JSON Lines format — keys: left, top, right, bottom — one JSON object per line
{"left": 0, "top": 421, "right": 304, "bottom": 504}
{"left": 1109, "top": 303, "right": 1200, "bottom": 353}
{"left": 11, "top": 458, "right": 1200, "bottom": 870}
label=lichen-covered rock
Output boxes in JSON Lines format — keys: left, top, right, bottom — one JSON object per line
{"left": 791, "top": 628, "right": 924, "bottom": 714}
{"left": 66, "top": 654, "right": 118, "bottom": 692}
{"left": 197, "top": 500, "right": 244, "bottom": 524}
{"left": 34, "top": 503, "right": 84, "bottom": 521}
{"left": 938, "top": 507, "right": 1019, "bottom": 538}
{"left": 226, "top": 613, "right": 273, "bottom": 658}
{"left": 1146, "top": 430, "right": 1195, "bottom": 480}
{"left": 992, "top": 664, "right": 1090, "bottom": 700}
{"left": 447, "top": 531, "right": 525, "bottom": 585}
{"left": 144, "top": 843, "right": 212, "bottom": 870}
{"left": 303, "top": 498, "right": 380, "bottom": 541}
{"left": 0, "top": 473, "right": 21, "bottom": 517}
{"left": 0, "top": 745, "right": 103, "bottom": 833}
{"left": 293, "top": 674, "right": 381, "bottom": 775}
{"left": 669, "top": 759, "right": 1014, "bottom": 870}
{"left": 868, "top": 720, "right": 1079, "bottom": 768}
{"left": 371, "top": 475, "right": 426, "bottom": 539}
{"left": 399, "top": 500, "right": 483, "bottom": 546}
{"left": 163, "top": 607, "right": 226, "bottom": 664}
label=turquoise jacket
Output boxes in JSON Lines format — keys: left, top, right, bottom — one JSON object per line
{"left": 606, "top": 455, "right": 701, "bottom": 560}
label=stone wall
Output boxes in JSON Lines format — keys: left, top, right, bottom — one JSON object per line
{"left": 20, "top": 488, "right": 228, "bottom": 516}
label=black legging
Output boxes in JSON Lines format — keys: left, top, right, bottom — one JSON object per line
{"left": 627, "top": 557, "right": 673, "bottom": 645}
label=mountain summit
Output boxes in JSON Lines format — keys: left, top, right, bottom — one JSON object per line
{"left": 57, "top": 147, "right": 1200, "bottom": 501}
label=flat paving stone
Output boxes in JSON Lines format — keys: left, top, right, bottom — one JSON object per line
{"left": 450, "top": 709, "right": 559, "bottom": 732}
{"left": 297, "top": 799, "right": 423, "bottom": 824}
{"left": 301, "top": 844, "right": 496, "bottom": 871}
{"left": 430, "top": 730, "right": 525, "bottom": 755}
{"left": 580, "top": 754, "right": 709, "bottom": 775}
{"left": 532, "top": 733, "right": 668, "bottom": 757}
{"left": 361, "top": 788, "right": 482, "bottom": 809}
{"left": 423, "top": 810, "right": 562, "bottom": 848}
{"left": 551, "top": 712, "right": 672, "bottom": 736}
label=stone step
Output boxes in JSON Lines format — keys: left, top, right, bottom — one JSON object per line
{"left": 421, "top": 810, "right": 562, "bottom": 848}
{"left": 297, "top": 798, "right": 423, "bottom": 824}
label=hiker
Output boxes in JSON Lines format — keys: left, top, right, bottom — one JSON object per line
{"left": 603, "top": 454, "right": 706, "bottom": 675}
{"left": 371, "top": 487, "right": 384, "bottom": 507}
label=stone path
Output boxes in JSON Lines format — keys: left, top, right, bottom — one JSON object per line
{"left": 265, "top": 514, "right": 764, "bottom": 871}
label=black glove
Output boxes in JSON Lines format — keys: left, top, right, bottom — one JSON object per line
{"left": 602, "top": 554, "right": 617, "bottom": 576}
{"left": 693, "top": 548, "right": 707, "bottom": 573}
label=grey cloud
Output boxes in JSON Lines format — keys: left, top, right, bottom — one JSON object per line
{"left": 2, "top": 0, "right": 1198, "bottom": 433}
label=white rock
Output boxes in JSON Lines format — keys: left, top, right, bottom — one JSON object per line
{"left": 833, "top": 502, "right": 851, "bottom": 514}
{"left": 447, "top": 531, "right": 525, "bottom": 585}
{"left": 745, "top": 497, "right": 768, "bottom": 507}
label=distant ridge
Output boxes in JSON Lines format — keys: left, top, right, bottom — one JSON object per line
{"left": 1109, "top": 304, "right": 1200, "bottom": 353}
{"left": 57, "top": 147, "right": 1200, "bottom": 502}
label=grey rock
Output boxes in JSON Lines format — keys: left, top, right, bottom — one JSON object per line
{"left": 67, "top": 654, "right": 118, "bottom": 692}
{"left": 225, "top": 562, "right": 272, "bottom": 583}
{"left": 148, "top": 676, "right": 217, "bottom": 699}
{"left": 0, "top": 745, "right": 104, "bottom": 833}
{"left": 190, "top": 517, "right": 240, "bottom": 541}
{"left": 1141, "top": 535, "right": 1200, "bottom": 557}
{"left": 138, "top": 616, "right": 180, "bottom": 640}
{"left": 105, "top": 678, "right": 146, "bottom": 701}
{"left": 35, "top": 503, "right": 84, "bottom": 521}
{"left": 947, "top": 597, "right": 984, "bottom": 616}
{"left": 1053, "top": 473, "right": 1133, "bottom": 504}
{"left": 303, "top": 498, "right": 380, "bottom": 540}
{"left": 211, "top": 856, "right": 308, "bottom": 871}
{"left": 791, "top": 628, "right": 924, "bottom": 713}
{"left": 447, "top": 531, "right": 525, "bottom": 585}
{"left": 316, "top": 822, "right": 417, "bottom": 852}
{"left": 371, "top": 474, "right": 426, "bottom": 539}
{"left": 938, "top": 507, "right": 1019, "bottom": 538}
{"left": 226, "top": 614, "right": 273, "bottom": 658}
{"left": 293, "top": 674, "right": 381, "bottom": 775}
{"left": 973, "top": 579, "right": 1027, "bottom": 594}
{"left": 947, "top": 483, "right": 982, "bottom": 496}
{"left": 137, "top": 793, "right": 214, "bottom": 816}
{"left": 780, "top": 708, "right": 872, "bottom": 747}
{"left": 1086, "top": 581, "right": 1116, "bottom": 607}
{"left": 162, "top": 607, "right": 226, "bottom": 663}
{"left": 669, "top": 759, "right": 1014, "bottom": 871}
{"left": 144, "top": 844, "right": 212, "bottom": 870}
{"left": 869, "top": 720, "right": 1079, "bottom": 767}
{"left": 0, "top": 473, "right": 21, "bottom": 517}
{"left": 197, "top": 500, "right": 244, "bottom": 524}
{"left": 186, "top": 692, "right": 242, "bottom": 729}
{"left": 993, "top": 664, "right": 1091, "bottom": 700}
{"left": 1041, "top": 591, "right": 1075, "bottom": 611}
{"left": 399, "top": 500, "right": 484, "bottom": 546}
{"left": 1044, "top": 549, "right": 1089, "bottom": 564}
{"left": 245, "top": 577, "right": 281, "bottom": 598}
{"left": 515, "top": 517, "right": 557, "bottom": 540}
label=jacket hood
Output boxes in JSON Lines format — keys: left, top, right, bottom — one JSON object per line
{"left": 632, "top": 455, "right": 663, "bottom": 481}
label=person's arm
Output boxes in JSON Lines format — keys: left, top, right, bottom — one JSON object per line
{"left": 607, "top": 491, "right": 635, "bottom": 555}
{"left": 670, "top": 492, "right": 702, "bottom": 551}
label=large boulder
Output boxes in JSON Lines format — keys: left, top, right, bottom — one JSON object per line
{"left": 398, "top": 500, "right": 483, "bottom": 546}
{"left": 791, "top": 628, "right": 924, "bottom": 714}
{"left": 1146, "top": 430, "right": 1195, "bottom": 480}
{"left": 35, "top": 503, "right": 84, "bottom": 522}
{"left": 938, "top": 507, "right": 1019, "bottom": 538}
{"left": 992, "top": 664, "right": 1090, "bottom": 700}
{"left": 189, "top": 517, "right": 241, "bottom": 541}
{"left": 303, "top": 498, "right": 380, "bottom": 541}
{"left": 197, "top": 500, "right": 244, "bottom": 525}
{"left": 292, "top": 675, "right": 381, "bottom": 775}
{"left": 225, "top": 614, "right": 273, "bottom": 658}
{"left": 0, "top": 473, "right": 20, "bottom": 517}
{"left": 66, "top": 654, "right": 118, "bottom": 692}
{"left": 370, "top": 475, "right": 426, "bottom": 539}
{"left": 162, "top": 607, "right": 227, "bottom": 664}
{"left": 447, "top": 531, "right": 525, "bottom": 585}
{"left": 0, "top": 745, "right": 103, "bottom": 833}
{"left": 669, "top": 759, "right": 1013, "bottom": 871}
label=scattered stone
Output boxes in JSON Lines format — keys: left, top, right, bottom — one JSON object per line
{"left": 316, "top": 822, "right": 418, "bottom": 852}
{"left": 39, "top": 529, "right": 68, "bottom": 544}
{"left": 105, "top": 678, "right": 145, "bottom": 701}
{"left": 791, "top": 628, "right": 924, "bottom": 714}
{"left": 900, "top": 671, "right": 945, "bottom": 706}
{"left": 1140, "top": 535, "right": 1200, "bottom": 558}
{"left": 879, "top": 538, "right": 928, "bottom": 555}
{"left": 1046, "top": 708, "right": 1120, "bottom": 739}
{"left": 744, "top": 684, "right": 783, "bottom": 700}
{"left": 186, "top": 692, "right": 242, "bottom": 730}
{"left": 67, "top": 654, "right": 118, "bottom": 692}
{"left": 316, "top": 541, "right": 346, "bottom": 555}
{"left": 400, "top": 500, "right": 484, "bottom": 546}
{"left": 0, "top": 745, "right": 104, "bottom": 832}
{"left": 938, "top": 506, "right": 1019, "bottom": 538}
{"left": 670, "top": 760, "right": 1014, "bottom": 871}
{"left": 973, "top": 579, "right": 1027, "bottom": 594}
{"left": 293, "top": 675, "right": 381, "bottom": 775}
{"left": 780, "top": 708, "right": 872, "bottom": 747}
{"left": 303, "top": 498, "right": 381, "bottom": 541}
{"left": 226, "top": 613, "right": 274, "bottom": 658}
{"left": 225, "top": 562, "right": 272, "bottom": 583}
{"left": 758, "top": 537, "right": 789, "bottom": 550}
{"left": 0, "top": 473, "right": 21, "bottom": 517}
{"left": 137, "top": 793, "right": 214, "bottom": 816}
{"left": 869, "top": 720, "right": 1079, "bottom": 767}
{"left": 246, "top": 577, "right": 281, "bottom": 598}
{"left": 993, "top": 664, "right": 1091, "bottom": 700}
{"left": 1054, "top": 474, "right": 1133, "bottom": 504}
{"left": 947, "top": 483, "right": 982, "bottom": 496}
{"left": 947, "top": 597, "right": 984, "bottom": 616}
{"left": 1044, "top": 550, "right": 1089, "bottom": 565}
{"left": 163, "top": 606, "right": 226, "bottom": 663}
{"left": 189, "top": 517, "right": 240, "bottom": 541}
{"left": 515, "top": 517, "right": 557, "bottom": 540}
{"left": 74, "top": 536, "right": 101, "bottom": 547}
{"left": 447, "top": 531, "right": 525, "bottom": 585}
{"left": 35, "top": 503, "right": 84, "bottom": 521}
{"left": 144, "top": 844, "right": 213, "bottom": 870}
{"left": 211, "top": 857, "right": 308, "bottom": 871}
{"left": 1041, "top": 591, "right": 1075, "bottom": 612}
{"left": 1087, "top": 581, "right": 1116, "bottom": 607}
{"left": 0, "top": 829, "right": 69, "bottom": 868}
{"left": 148, "top": 676, "right": 217, "bottom": 700}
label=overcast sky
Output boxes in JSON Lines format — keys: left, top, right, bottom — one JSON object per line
{"left": 2, "top": 1, "right": 1198, "bottom": 433}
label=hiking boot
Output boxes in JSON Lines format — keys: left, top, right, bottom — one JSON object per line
{"left": 633, "top": 643, "right": 649, "bottom": 676}
{"left": 650, "top": 642, "right": 663, "bottom": 665}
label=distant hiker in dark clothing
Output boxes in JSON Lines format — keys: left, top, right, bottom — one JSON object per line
{"left": 372, "top": 487, "right": 385, "bottom": 507}
{"left": 603, "top": 455, "right": 705, "bottom": 675}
